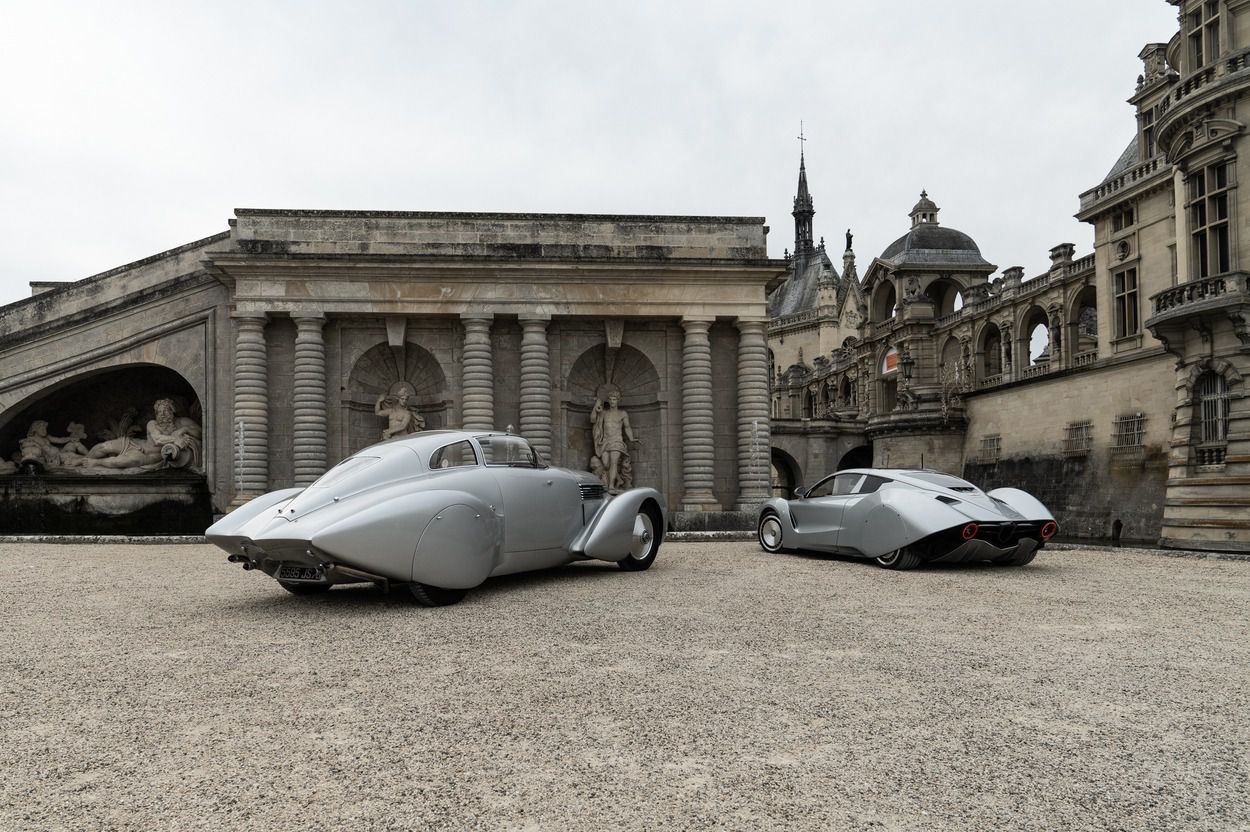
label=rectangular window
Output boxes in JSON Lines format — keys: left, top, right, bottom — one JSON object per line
{"left": 977, "top": 434, "right": 1001, "bottom": 464}
{"left": 1187, "top": 2, "right": 1220, "bottom": 69}
{"left": 1063, "top": 421, "right": 1093, "bottom": 456}
{"left": 1188, "top": 161, "right": 1232, "bottom": 278}
{"left": 1114, "top": 268, "right": 1139, "bottom": 338}
{"left": 1112, "top": 414, "right": 1146, "bottom": 449}
{"left": 1111, "top": 205, "right": 1136, "bottom": 232}
{"left": 1141, "top": 109, "right": 1156, "bottom": 160}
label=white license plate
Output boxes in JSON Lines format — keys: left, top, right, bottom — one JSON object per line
{"left": 277, "top": 564, "right": 325, "bottom": 582}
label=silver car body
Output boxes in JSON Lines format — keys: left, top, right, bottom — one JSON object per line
{"left": 758, "top": 468, "right": 1056, "bottom": 566}
{"left": 206, "top": 430, "right": 666, "bottom": 594}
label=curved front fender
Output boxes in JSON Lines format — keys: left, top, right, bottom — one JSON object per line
{"left": 575, "top": 487, "right": 666, "bottom": 561}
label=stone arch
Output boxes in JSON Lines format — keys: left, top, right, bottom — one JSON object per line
{"left": 770, "top": 447, "right": 801, "bottom": 498}
{"left": 976, "top": 321, "right": 1003, "bottom": 380}
{"left": 925, "top": 277, "right": 965, "bottom": 316}
{"left": 565, "top": 343, "right": 662, "bottom": 487}
{"left": 871, "top": 280, "right": 897, "bottom": 323}
{"left": 346, "top": 341, "right": 449, "bottom": 453}
{"left": 0, "top": 363, "right": 203, "bottom": 470}
{"left": 837, "top": 444, "right": 873, "bottom": 471}
{"left": 1068, "top": 284, "right": 1098, "bottom": 357}
{"left": 1177, "top": 357, "right": 1245, "bottom": 405}
{"left": 1019, "top": 304, "right": 1051, "bottom": 365}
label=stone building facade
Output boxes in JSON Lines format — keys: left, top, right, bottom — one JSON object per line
{"left": 0, "top": 211, "right": 783, "bottom": 532}
{"left": 769, "top": 0, "right": 1250, "bottom": 552}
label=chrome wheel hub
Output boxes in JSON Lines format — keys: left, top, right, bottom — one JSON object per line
{"left": 630, "top": 513, "right": 655, "bottom": 559}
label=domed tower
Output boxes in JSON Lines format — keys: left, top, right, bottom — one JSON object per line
{"left": 857, "top": 192, "right": 997, "bottom": 471}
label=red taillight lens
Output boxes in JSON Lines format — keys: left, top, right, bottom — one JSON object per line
{"left": 961, "top": 523, "right": 978, "bottom": 540}
{"left": 1040, "top": 521, "right": 1058, "bottom": 541}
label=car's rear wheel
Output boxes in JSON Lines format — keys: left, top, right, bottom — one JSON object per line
{"left": 876, "top": 547, "right": 921, "bottom": 570}
{"left": 277, "top": 580, "right": 331, "bottom": 595}
{"left": 758, "top": 511, "right": 785, "bottom": 553}
{"left": 618, "top": 506, "right": 661, "bottom": 571}
{"left": 409, "top": 582, "right": 467, "bottom": 606}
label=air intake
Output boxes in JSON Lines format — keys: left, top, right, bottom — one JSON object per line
{"left": 579, "top": 483, "right": 606, "bottom": 501}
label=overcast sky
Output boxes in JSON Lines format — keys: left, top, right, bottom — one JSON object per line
{"left": 0, "top": 1, "right": 1179, "bottom": 308}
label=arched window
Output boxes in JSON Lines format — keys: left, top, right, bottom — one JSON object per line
{"left": 1196, "top": 372, "right": 1230, "bottom": 443}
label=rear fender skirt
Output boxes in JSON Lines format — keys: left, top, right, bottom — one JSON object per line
{"left": 310, "top": 490, "right": 499, "bottom": 583}
{"left": 573, "top": 487, "right": 665, "bottom": 561}
{"left": 412, "top": 502, "right": 501, "bottom": 589}
{"left": 205, "top": 488, "right": 303, "bottom": 555}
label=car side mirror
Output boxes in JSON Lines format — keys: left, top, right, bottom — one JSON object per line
{"left": 793, "top": 486, "right": 808, "bottom": 499}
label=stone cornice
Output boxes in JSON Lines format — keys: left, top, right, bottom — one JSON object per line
{"left": 233, "top": 208, "right": 768, "bottom": 224}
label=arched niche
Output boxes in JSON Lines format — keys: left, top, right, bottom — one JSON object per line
{"left": 345, "top": 341, "right": 449, "bottom": 453}
{"left": 564, "top": 343, "right": 662, "bottom": 488}
{"left": 837, "top": 444, "right": 873, "bottom": 471}
{"left": 978, "top": 322, "right": 1003, "bottom": 379}
{"left": 770, "top": 447, "right": 801, "bottom": 498}
{"left": 0, "top": 364, "right": 202, "bottom": 470}
{"left": 871, "top": 281, "right": 897, "bottom": 323}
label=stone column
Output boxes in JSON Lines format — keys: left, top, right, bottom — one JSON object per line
{"left": 1000, "top": 324, "right": 1013, "bottom": 380}
{"left": 292, "top": 313, "right": 328, "bottom": 486}
{"left": 681, "top": 318, "right": 720, "bottom": 511}
{"left": 518, "top": 315, "right": 553, "bottom": 461}
{"left": 230, "top": 312, "right": 269, "bottom": 508}
{"left": 735, "top": 320, "right": 772, "bottom": 510}
{"left": 461, "top": 313, "right": 495, "bottom": 430}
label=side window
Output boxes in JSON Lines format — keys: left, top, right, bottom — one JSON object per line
{"left": 857, "top": 475, "right": 891, "bottom": 494}
{"left": 430, "top": 440, "right": 477, "bottom": 470}
{"left": 832, "top": 473, "right": 863, "bottom": 496}
{"left": 806, "top": 476, "right": 837, "bottom": 498}
{"left": 476, "top": 435, "right": 539, "bottom": 468}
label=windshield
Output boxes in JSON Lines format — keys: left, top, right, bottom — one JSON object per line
{"left": 475, "top": 435, "right": 539, "bottom": 468}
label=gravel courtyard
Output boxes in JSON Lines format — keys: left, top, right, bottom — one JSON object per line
{"left": 1, "top": 541, "right": 1247, "bottom": 832}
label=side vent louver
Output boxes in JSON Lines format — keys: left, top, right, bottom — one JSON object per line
{"left": 579, "top": 483, "right": 606, "bottom": 501}
{"left": 935, "top": 495, "right": 960, "bottom": 505}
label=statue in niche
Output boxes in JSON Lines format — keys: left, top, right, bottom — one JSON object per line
{"left": 590, "top": 387, "right": 639, "bottom": 494}
{"left": 375, "top": 382, "right": 425, "bottom": 440}
{"left": 83, "top": 398, "right": 202, "bottom": 472}
{"left": 17, "top": 421, "right": 64, "bottom": 469}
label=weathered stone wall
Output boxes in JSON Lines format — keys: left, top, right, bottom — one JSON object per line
{"left": 961, "top": 351, "right": 1175, "bottom": 542}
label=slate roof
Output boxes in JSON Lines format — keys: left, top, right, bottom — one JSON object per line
{"left": 767, "top": 247, "right": 838, "bottom": 317}
{"left": 879, "top": 224, "right": 992, "bottom": 269}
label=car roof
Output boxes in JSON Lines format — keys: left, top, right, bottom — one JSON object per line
{"left": 821, "top": 468, "right": 980, "bottom": 490}
{"left": 364, "top": 429, "right": 516, "bottom": 456}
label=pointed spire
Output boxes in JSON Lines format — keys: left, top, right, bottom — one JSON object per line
{"left": 792, "top": 124, "right": 815, "bottom": 255}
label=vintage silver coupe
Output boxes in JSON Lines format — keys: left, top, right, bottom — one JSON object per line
{"left": 757, "top": 469, "right": 1056, "bottom": 569}
{"left": 206, "top": 430, "right": 665, "bottom": 605}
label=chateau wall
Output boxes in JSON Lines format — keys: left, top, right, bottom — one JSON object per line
{"left": 961, "top": 352, "right": 1175, "bottom": 542}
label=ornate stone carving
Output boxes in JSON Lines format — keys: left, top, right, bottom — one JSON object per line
{"left": 83, "top": 398, "right": 203, "bottom": 472}
{"left": 375, "top": 383, "right": 425, "bottom": 439}
{"left": 590, "top": 388, "right": 638, "bottom": 493}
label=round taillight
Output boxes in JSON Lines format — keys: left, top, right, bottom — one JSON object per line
{"left": 1040, "top": 521, "right": 1058, "bottom": 541}
{"left": 961, "top": 523, "right": 979, "bottom": 540}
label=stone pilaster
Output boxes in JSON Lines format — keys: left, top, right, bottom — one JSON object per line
{"left": 518, "top": 315, "right": 553, "bottom": 461}
{"left": 230, "top": 312, "right": 269, "bottom": 508}
{"left": 461, "top": 313, "right": 495, "bottom": 430}
{"left": 681, "top": 318, "right": 720, "bottom": 510}
{"left": 292, "top": 313, "right": 328, "bottom": 486}
{"left": 735, "top": 320, "right": 772, "bottom": 509}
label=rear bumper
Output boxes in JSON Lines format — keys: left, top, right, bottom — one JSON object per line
{"left": 928, "top": 537, "right": 1039, "bottom": 564}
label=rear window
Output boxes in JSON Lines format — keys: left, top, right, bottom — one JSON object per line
{"left": 908, "top": 472, "right": 975, "bottom": 490}
{"left": 431, "top": 440, "right": 478, "bottom": 469}
{"left": 308, "top": 456, "right": 379, "bottom": 488}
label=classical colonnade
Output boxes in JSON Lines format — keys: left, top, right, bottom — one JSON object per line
{"left": 229, "top": 312, "right": 772, "bottom": 512}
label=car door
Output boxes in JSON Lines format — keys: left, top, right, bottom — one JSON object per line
{"left": 829, "top": 474, "right": 892, "bottom": 555}
{"left": 477, "top": 435, "right": 580, "bottom": 562}
{"left": 788, "top": 472, "right": 864, "bottom": 551}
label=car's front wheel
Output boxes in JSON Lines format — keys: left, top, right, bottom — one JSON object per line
{"left": 409, "top": 582, "right": 467, "bottom": 606}
{"left": 876, "top": 547, "right": 921, "bottom": 570}
{"left": 618, "top": 507, "right": 661, "bottom": 571}
{"left": 277, "top": 580, "right": 331, "bottom": 595}
{"left": 758, "top": 511, "right": 785, "bottom": 553}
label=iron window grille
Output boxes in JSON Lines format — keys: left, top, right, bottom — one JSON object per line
{"left": 1111, "top": 414, "right": 1146, "bottom": 449}
{"left": 1063, "top": 420, "right": 1093, "bottom": 456}
{"left": 977, "top": 434, "right": 1001, "bottom": 464}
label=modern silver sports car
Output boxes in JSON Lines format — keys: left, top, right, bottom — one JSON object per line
{"left": 757, "top": 468, "right": 1056, "bottom": 569}
{"left": 206, "top": 430, "right": 665, "bottom": 605}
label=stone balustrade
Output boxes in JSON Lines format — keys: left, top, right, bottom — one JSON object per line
{"left": 1078, "top": 158, "right": 1164, "bottom": 214}
{"left": 1151, "top": 273, "right": 1248, "bottom": 316}
{"left": 1073, "top": 350, "right": 1098, "bottom": 368}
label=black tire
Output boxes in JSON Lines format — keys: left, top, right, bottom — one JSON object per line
{"left": 618, "top": 506, "right": 662, "bottom": 571}
{"left": 277, "top": 580, "right": 331, "bottom": 595}
{"left": 758, "top": 511, "right": 785, "bottom": 553}
{"left": 876, "top": 547, "right": 922, "bottom": 570}
{"left": 409, "top": 582, "right": 467, "bottom": 607}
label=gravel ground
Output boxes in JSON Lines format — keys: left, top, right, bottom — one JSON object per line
{"left": 2, "top": 542, "right": 1248, "bottom": 832}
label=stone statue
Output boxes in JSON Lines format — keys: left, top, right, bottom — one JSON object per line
{"left": 590, "top": 389, "right": 639, "bottom": 493}
{"left": 375, "top": 382, "right": 425, "bottom": 440}
{"left": 845, "top": 228, "right": 853, "bottom": 251}
{"left": 84, "top": 398, "right": 202, "bottom": 472}
{"left": 18, "top": 421, "right": 63, "bottom": 469}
